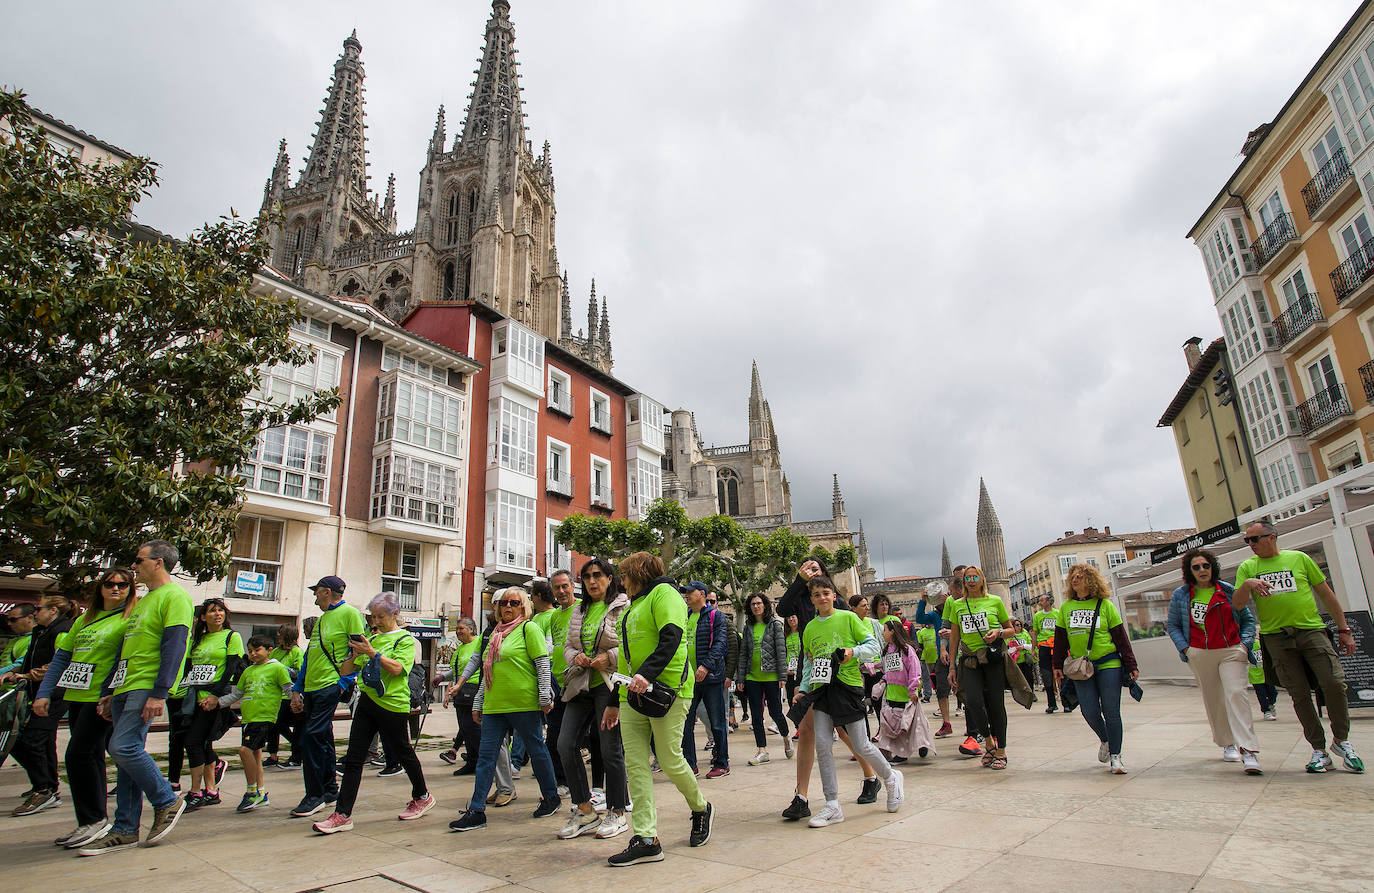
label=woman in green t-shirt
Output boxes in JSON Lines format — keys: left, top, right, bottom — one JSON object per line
{"left": 312, "top": 593, "right": 435, "bottom": 834}
{"left": 265, "top": 623, "right": 303, "bottom": 769}
{"left": 784, "top": 613, "right": 802, "bottom": 706}
{"left": 739, "top": 593, "right": 791, "bottom": 765}
{"left": 183, "top": 598, "right": 246, "bottom": 809}
{"left": 440, "top": 617, "right": 481, "bottom": 772}
{"left": 941, "top": 564, "right": 1013, "bottom": 770}
{"left": 1051, "top": 563, "right": 1138, "bottom": 775}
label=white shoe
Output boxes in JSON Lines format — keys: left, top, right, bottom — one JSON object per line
{"left": 1240, "top": 751, "right": 1262, "bottom": 776}
{"left": 807, "top": 801, "right": 845, "bottom": 828}
{"left": 63, "top": 821, "right": 112, "bottom": 849}
{"left": 1262, "top": 709, "right": 1277, "bottom": 721}
{"left": 884, "top": 771, "right": 904, "bottom": 813}
{"left": 557, "top": 807, "right": 600, "bottom": 839}
{"left": 556, "top": 785, "right": 570, "bottom": 798}
{"left": 595, "top": 811, "right": 629, "bottom": 839}
{"left": 1221, "top": 745, "right": 1240, "bottom": 762}
{"left": 766, "top": 723, "right": 779, "bottom": 735}
{"left": 589, "top": 790, "right": 607, "bottom": 814}
{"left": 1098, "top": 740, "right": 1110, "bottom": 763}
{"left": 748, "top": 751, "right": 770, "bottom": 766}
{"left": 1109, "top": 755, "right": 1127, "bottom": 775}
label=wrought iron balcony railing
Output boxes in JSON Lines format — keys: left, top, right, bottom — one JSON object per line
{"left": 1272, "top": 292, "right": 1325, "bottom": 347}
{"left": 1330, "top": 235, "right": 1374, "bottom": 303}
{"left": 1296, "top": 383, "right": 1353, "bottom": 436}
{"left": 1301, "top": 148, "right": 1353, "bottom": 218}
{"left": 1251, "top": 212, "right": 1298, "bottom": 269}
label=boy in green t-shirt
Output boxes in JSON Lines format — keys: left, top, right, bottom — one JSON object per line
{"left": 219, "top": 635, "right": 293, "bottom": 812}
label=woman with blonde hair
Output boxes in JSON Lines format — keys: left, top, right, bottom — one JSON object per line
{"left": 449, "top": 586, "right": 561, "bottom": 832}
{"left": 1052, "top": 563, "right": 1137, "bottom": 775}
{"left": 941, "top": 565, "right": 1013, "bottom": 769}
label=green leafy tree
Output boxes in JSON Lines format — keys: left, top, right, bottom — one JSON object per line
{"left": 555, "top": 497, "right": 857, "bottom": 619}
{"left": 0, "top": 90, "right": 338, "bottom": 595}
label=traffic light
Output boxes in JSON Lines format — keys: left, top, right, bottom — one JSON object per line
{"left": 1212, "top": 367, "right": 1234, "bottom": 407}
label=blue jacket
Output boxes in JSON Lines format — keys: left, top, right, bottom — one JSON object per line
{"left": 1165, "top": 581, "right": 1256, "bottom": 661}
{"left": 690, "top": 605, "right": 728, "bottom": 684}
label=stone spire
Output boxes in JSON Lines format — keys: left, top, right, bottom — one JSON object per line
{"left": 832, "top": 475, "right": 848, "bottom": 526}
{"left": 429, "top": 104, "right": 446, "bottom": 155}
{"left": 586, "top": 279, "right": 599, "bottom": 344}
{"left": 940, "top": 538, "right": 952, "bottom": 577}
{"left": 458, "top": 0, "right": 527, "bottom": 147}
{"left": 300, "top": 30, "right": 371, "bottom": 198}
{"left": 599, "top": 298, "right": 610, "bottom": 347}
{"left": 260, "top": 138, "right": 291, "bottom": 215}
{"left": 976, "top": 478, "right": 1009, "bottom": 590}
{"left": 748, "top": 361, "right": 770, "bottom": 449}
{"left": 858, "top": 521, "right": 876, "bottom": 586}
{"left": 381, "top": 173, "right": 396, "bottom": 227}
{"left": 559, "top": 271, "right": 572, "bottom": 339}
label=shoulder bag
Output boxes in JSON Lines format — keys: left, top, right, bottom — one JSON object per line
{"left": 1062, "top": 599, "right": 1118, "bottom": 681}
{"left": 619, "top": 608, "right": 688, "bottom": 719}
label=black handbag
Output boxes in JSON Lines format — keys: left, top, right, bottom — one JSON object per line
{"left": 619, "top": 610, "right": 689, "bottom": 719}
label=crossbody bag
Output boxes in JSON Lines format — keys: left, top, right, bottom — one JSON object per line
{"left": 619, "top": 608, "right": 689, "bottom": 718}
{"left": 1062, "top": 599, "right": 1117, "bottom": 681}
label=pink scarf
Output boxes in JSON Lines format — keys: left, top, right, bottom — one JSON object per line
{"left": 482, "top": 617, "right": 525, "bottom": 691}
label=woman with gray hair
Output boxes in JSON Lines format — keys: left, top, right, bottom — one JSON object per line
{"left": 311, "top": 593, "right": 435, "bottom": 834}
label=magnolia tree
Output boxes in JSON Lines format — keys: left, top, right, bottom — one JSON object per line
{"left": 0, "top": 90, "right": 338, "bottom": 595}
{"left": 554, "top": 497, "right": 856, "bottom": 619}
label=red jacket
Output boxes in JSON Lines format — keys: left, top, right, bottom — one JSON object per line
{"left": 1187, "top": 586, "right": 1241, "bottom": 649}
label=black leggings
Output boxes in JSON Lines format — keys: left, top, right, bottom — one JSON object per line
{"left": 185, "top": 703, "right": 222, "bottom": 769}
{"left": 65, "top": 701, "right": 112, "bottom": 826}
{"left": 166, "top": 695, "right": 188, "bottom": 783}
{"left": 338, "top": 695, "right": 427, "bottom": 816}
{"left": 1037, "top": 646, "right": 1058, "bottom": 709}
{"left": 958, "top": 657, "right": 1008, "bottom": 747}
{"left": 454, "top": 698, "right": 481, "bottom": 767}
{"left": 745, "top": 680, "right": 789, "bottom": 748}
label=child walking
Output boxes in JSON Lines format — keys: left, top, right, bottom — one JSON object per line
{"left": 873, "top": 619, "right": 935, "bottom": 763}
{"left": 217, "top": 635, "right": 292, "bottom": 811}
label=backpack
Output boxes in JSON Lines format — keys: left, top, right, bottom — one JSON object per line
{"left": 724, "top": 622, "right": 742, "bottom": 680}
{"left": 408, "top": 659, "right": 429, "bottom": 711}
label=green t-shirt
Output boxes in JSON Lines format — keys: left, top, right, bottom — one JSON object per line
{"left": 617, "top": 582, "right": 694, "bottom": 702}
{"left": 1190, "top": 586, "right": 1217, "bottom": 630}
{"left": 802, "top": 609, "right": 872, "bottom": 688}
{"left": 1, "top": 632, "right": 31, "bottom": 667}
{"left": 482, "top": 621, "right": 548, "bottom": 714}
{"left": 785, "top": 631, "right": 801, "bottom": 673}
{"left": 1248, "top": 638, "right": 1265, "bottom": 684}
{"left": 303, "top": 601, "right": 366, "bottom": 692}
{"left": 1059, "top": 598, "right": 1123, "bottom": 670}
{"left": 1235, "top": 550, "right": 1327, "bottom": 635}
{"left": 549, "top": 604, "right": 574, "bottom": 679}
{"left": 237, "top": 659, "right": 291, "bottom": 724}
{"left": 360, "top": 629, "right": 416, "bottom": 713}
{"left": 451, "top": 638, "right": 478, "bottom": 676}
{"left": 270, "top": 645, "right": 304, "bottom": 676}
{"left": 748, "top": 622, "right": 777, "bottom": 682}
{"left": 55, "top": 609, "right": 127, "bottom": 702}
{"left": 113, "top": 582, "right": 194, "bottom": 696}
{"left": 1032, "top": 610, "right": 1057, "bottom": 645}
{"left": 942, "top": 595, "right": 1011, "bottom": 654}
{"left": 915, "top": 627, "right": 937, "bottom": 663}
{"left": 581, "top": 600, "right": 610, "bottom": 689}
{"left": 532, "top": 609, "right": 555, "bottom": 647}
{"left": 185, "top": 629, "right": 246, "bottom": 690}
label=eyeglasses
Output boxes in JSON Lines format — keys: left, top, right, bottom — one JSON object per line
{"left": 964, "top": 575, "right": 981, "bottom": 582}
{"left": 1189, "top": 563, "right": 1210, "bottom": 571}
{"left": 495, "top": 599, "right": 522, "bottom": 608}
{"left": 1243, "top": 534, "right": 1272, "bottom": 544}
{"left": 102, "top": 581, "right": 131, "bottom": 590}
{"left": 131, "top": 556, "right": 150, "bottom": 565}
{"left": 705, "top": 598, "right": 717, "bottom": 605}
{"left": 583, "top": 570, "right": 606, "bottom": 580}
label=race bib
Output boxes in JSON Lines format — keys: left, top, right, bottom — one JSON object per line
{"left": 1068, "top": 609, "right": 1097, "bottom": 630}
{"left": 1190, "top": 601, "right": 1210, "bottom": 625}
{"left": 960, "top": 612, "right": 990, "bottom": 634}
{"left": 109, "top": 659, "right": 128, "bottom": 690}
{"left": 1257, "top": 571, "right": 1298, "bottom": 594}
{"left": 882, "top": 652, "right": 903, "bottom": 673}
{"left": 1040, "top": 618, "right": 1055, "bottom": 631}
{"left": 811, "top": 657, "right": 833, "bottom": 684}
{"left": 59, "top": 661, "right": 96, "bottom": 691}
{"left": 185, "top": 664, "right": 218, "bottom": 685}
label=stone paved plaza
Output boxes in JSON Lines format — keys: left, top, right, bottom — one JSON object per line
{"left": 1, "top": 684, "right": 1369, "bottom": 892}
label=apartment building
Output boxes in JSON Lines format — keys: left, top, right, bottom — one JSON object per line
{"left": 1190, "top": 1, "right": 1374, "bottom": 492}
{"left": 1021, "top": 526, "right": 1194, "bottom": 604}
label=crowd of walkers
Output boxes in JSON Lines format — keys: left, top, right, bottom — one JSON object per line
{"left": 0, "top": 522, "right": 1364, "bottom": 866}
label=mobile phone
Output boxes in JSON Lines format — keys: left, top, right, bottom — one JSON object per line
{"left": 348, "top": 634, "right": 366, "bottom": 643}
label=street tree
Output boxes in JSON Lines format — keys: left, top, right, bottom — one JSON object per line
{"left": 0, "top": 90, "right": 339, "bottom": 595}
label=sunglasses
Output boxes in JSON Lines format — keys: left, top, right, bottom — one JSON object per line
{"left": 495, "top": 599, "right": 522, "bottom": 608}
{"left": 964, "top": 575, "right": 981, "bottom": 582}
{"left": 1243, "top": 535, "right": 1272, "bottom": 544}
{"left": 1190, "top": 563, "right": 1210, "bottom": 571}
{"left": 102, "top": 581, "right": 131, "bottom": 590}
{"left": 583, "top": 570, "right": 607, "bottom": 580}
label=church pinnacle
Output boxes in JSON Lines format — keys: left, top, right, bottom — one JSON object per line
{"left": 975, "top": 478, "right": 1008, "bottom": 588}
{"left": 458, "top": 0, "right": 526, "bottom": 147}
{"left": 940, "top": 538, "right": 952, "bottom": 577}
{"left": 300, "top": 30, "right": 371, "bottom": 198}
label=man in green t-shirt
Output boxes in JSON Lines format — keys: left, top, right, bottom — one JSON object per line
{"left": 82, "top": 540, "right": 192, "bottom": 855}
{"left": 1032, "top": 594, "right": 1060, "bottom": 713}
{"left": 288, "top": 575, "right": 365, "bottom": 817}
{"left": 1233, "top": 521, "right": 1362, "bottom": 774}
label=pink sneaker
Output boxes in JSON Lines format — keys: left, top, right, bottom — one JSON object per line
{"left": 312, "top": 812, "right": 353, "bottom": 834}
{"left": 398, "top": 793, "right": 437, "bottom": 821}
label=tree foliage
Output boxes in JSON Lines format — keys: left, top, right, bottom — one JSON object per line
{"left": 0, "top": 90, "right": 339, "bottom": 594}
{"left": 555, "top": 497, "right": 857, "bottom": 618}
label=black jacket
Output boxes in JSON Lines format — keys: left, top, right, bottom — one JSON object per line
{"left": 622, "top": 575, "right": 684, "bottom": 685}
{"left": 21, "top": 613, "right": 73, "bottom": 698}
{"left": 775, "top": 575, "right": 851, "bottom": 637}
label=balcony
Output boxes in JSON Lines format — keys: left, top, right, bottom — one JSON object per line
{"left": 1331, "top": 235, "right": 1374, "bottom": 307}
{"left": 1272, "top": 292, "right": 1326, "bottom": 350}
{"left": 591, "top": 484, "right": 614, "bottom": 511}
{"left": 1361, "top": 360, "right": 1374, "bottom": 403}
{"left": 1302, "top": 149, "right": 1357, "bottom": 222}
{"left": 547, "top": 390, "right": 574, "bottom": 418}
{"left": 1251, "top": 212, "right": 1299, "bottom": 272}
{"left": 546, "top": 469, "right": 574, "bottom": 498}
{"left": 1296, "top": 383, "right": 1354, "bottom": 437}
{"left": 590, "top": 406, "right": 613, "bottom": 436}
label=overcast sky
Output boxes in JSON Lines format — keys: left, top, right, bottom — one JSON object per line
{"left": 5, "top": 0, "right": 1360, "bottom": 578}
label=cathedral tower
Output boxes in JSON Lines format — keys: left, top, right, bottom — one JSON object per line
{"left": 747, "top": 362, "right": 788, "bottom": 516}
{"left": 975, "top": 478, "right": 1010, "bottom": 599}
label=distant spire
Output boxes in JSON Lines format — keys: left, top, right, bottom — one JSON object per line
{"left": 976, "top": 477, "right": 1002, "bottom": 536}
{"left": 261, "top": 138, "right": 291, "bottom": 215}
{"left": 599, "top": 298, "right": 610, "bottom": 346}
{"left": 300, "top": 31, "right": 371, "bottom": 198}
{"left": 382, "top": 173, "right": 396, "bottom": 226}
{"left": 832, "top": 474, "right": 845, "bottom": 520}
{"left": 940, "top": 538, "right": 952, "bottom": 577}
{"left": 559, "top": 270, "right": 572, "bottom": 339}
{"left": 975, "top": 478, "right": 1008, "bottom": 585}
{"left": 430, "top": 104, "right": 447, "bottom": 155}
{"left": 457, "top": 0, "right": 527, "bottom": 147}
{"left": 586, "top": 279, "right": 599, "bottom": 344}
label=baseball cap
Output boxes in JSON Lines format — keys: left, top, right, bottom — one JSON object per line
{"left": 679, "top": 581, "right": 708, "bottom": 594}
{"left": 309, "top": 575, "right": 347, "bottom": 594}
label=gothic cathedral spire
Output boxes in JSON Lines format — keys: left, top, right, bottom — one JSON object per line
{"left": 976, "top": 478, "right": 1009, "bottom": 590}
{"left": 940, "top": 538, "right": 952, "bottom": 577}
{"left": 458, "top": 0, "right": 526, "bottom": 147}
{"left": 301, "top": 30, "right": 370, "bottom": 197}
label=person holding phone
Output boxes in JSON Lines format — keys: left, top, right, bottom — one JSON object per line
{"left": 942, "top": 565, "right": 1013, "bottom": 770}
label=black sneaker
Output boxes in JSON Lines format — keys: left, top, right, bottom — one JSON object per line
{"left": 439, "top": 749, "right": 457, "bottom": 765}
{"left": 290, "top": 796, "right": 328, "bottom": 818}
{"left": 452, "top": 763, "right": 476, "bottom": 776}
{"left": 689, "top": 802, "right": 713, "bottom": 847}
{"left": 183, "top": 791, "right": 205, "bottom": 811}
{"left": 607, "top": 834, "right": 664, "bottom": 866}
{"left": 214, "top": 759, "right": 227, "bottom": 785}
{"left": 532, "top": 795, "right": 561, "bottom": 819}
{"left": 262, "top": 755, "right": 280, "bottom": 769}
{"left": 856, "top": 777, "right": 879, "bottom": 805}
{"left": 198, "top": 791, "right": 221, "bottom": 808}
{"left": 449, "top": 808, "right": 487, "bottom": 832}
{"left": 281, "top": 756, "right": 302, "bottom": 769}
{"left": 1045, "top": 706, "right": 1057, "bottom": 714}
{"left": 781, "top": 794, "right": 811, "bottom": 821}
{"left": 377, "top": 764, "right": 405, "bottom": 778}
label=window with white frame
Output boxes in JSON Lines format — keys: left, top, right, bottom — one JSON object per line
{"left": 370, "top": 454, "right": 459, "bottom": 527}
{"left": 381, "top": 541, "right": 420, "bottom": 611}
{"left": 1328, "top": 45, "right": 1374, "bottom": 156}
{"left": 225, "top": 517, "right": 284, "bottom": 600}
{"left": 1305, "top": 354, "right": 1340, "bottom": 397}
{"left": 547, "top": 367, "right": 573, "bottom": 415}
{"left": 494, "top": 323, "right": 543, "bottom": 392}
{"left": 1106, "top": 551, "right": 1128, "bottom": 569}
{"left": 628, "top": 398, "right": 664, "bottom": 451}
{"left": 488, "top": 490, "right": 535, "bottom": 569}
{"left": 1258, "top": 191, "right": 1285, "bottom": 229}
{"left": 591, "top": 457, "right": 612, "bottom": 507}
{"left": 1338, "top": 212, "right": 1373, "bottom": 259}
{"left": 377, "top": 375, "right": 463, "bottom": 456}
{"left": 1238, "top": 369, "right": 1288, "bottom": 450}
{"left": 1312, "top": 125, "right": 1345, "bottom": 171}
{"left": 498, "top": 398, "right": 537, "bottom": 476}
{"left": 381, "top": 347, "right": 448, "bottom": 385}
{"left": 291, "top": 317, "right": 331, "bottom": 341}
{"left": 1057, "top": 554, "right": 1077, "bottom": 576}
{"left": 241, "top": 425, "right": 330, "bottom": 502}
{"left": 251, "top": 335, "right": 341, "bottom": 422}
{"left": 634, "top": 458, "right": 661, "bottom": 516}
{"left": 547, "top": 439, "right": 572, "bottom": 496}
{"left": 1260, "top": 455, "right": 1304, "bottom": 504}
{"left": 1222, "top": 294, "right": 1264, "bottom": 367}
{"left": 1202, "top": 219, "right": 1247, "bottom": 297}
{"left": 590, "top": 390, "right": 612, "bottom": 434}
{"left": 546, "top": 520, "right": 570, "bottom": 574}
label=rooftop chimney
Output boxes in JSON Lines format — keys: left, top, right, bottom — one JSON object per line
{"left": 1104, "top": 525, "right": 1111, "bottom": 535}
{"left": 1064, "top": 531, "right": 1073, "bottom": 538}
{"left": 1183, "top": 336, "right": 1203, "bottom": 371}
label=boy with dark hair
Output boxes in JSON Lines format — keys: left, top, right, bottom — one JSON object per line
{"left": 219, "top": 634, "right": 292, "bottom": 811}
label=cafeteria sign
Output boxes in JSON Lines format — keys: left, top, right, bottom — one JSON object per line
{"left": 1150, "top": 519, "right": 1241, "bottom": 565}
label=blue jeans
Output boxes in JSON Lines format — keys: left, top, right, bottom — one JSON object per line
{"left": 1072, "top": 667, "right": 1124, "bottom": 755}
{"left": 683, "top": 680, "right": 728, "bottom": 770}
{"left": 468, "top": 710, "right": 557, "bottom": 812}
{"left": 109, "top": 691, "right": 177, "bottom": 835}
{"left": 302, "top": 685, "right": 343, "bottom": 799}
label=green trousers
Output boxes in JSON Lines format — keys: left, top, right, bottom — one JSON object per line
{"left": 620, "top": 695, "right": 707, "bottom": 840}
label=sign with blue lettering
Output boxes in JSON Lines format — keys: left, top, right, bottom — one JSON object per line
{"left": 234, "top": 571, "right": 267, "bottom": 596}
